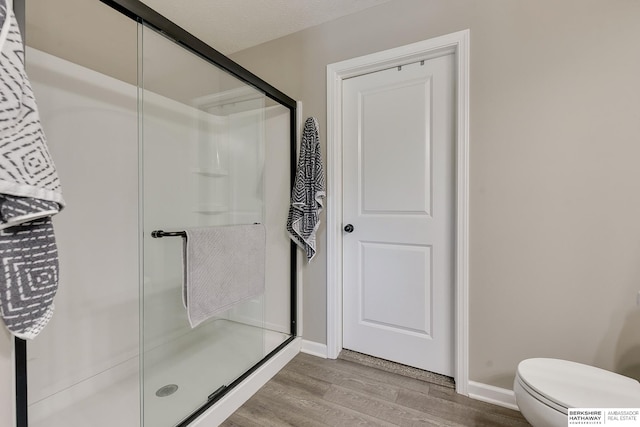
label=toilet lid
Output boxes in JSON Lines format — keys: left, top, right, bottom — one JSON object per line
{"left": 517, "top": 358, "right": 640, "bottom": 409}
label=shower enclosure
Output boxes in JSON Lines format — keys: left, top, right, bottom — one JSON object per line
{"left": 19, "top": 1, "right": 297, "bottom": 426}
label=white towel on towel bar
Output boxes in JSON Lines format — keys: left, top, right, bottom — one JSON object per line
{"left": 182, "top": 224, "right": 265, "bottom": 328}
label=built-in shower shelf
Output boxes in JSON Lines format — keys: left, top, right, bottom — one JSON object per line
{"left": 193, "top": 204, "right": 228, "bottom": 214}
{"left": 193, "top": 168, "right": 228, "bottom": 177}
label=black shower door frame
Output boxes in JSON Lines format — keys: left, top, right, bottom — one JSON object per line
{"left": 14, "top": 1, "right": 298, "bottom": 425}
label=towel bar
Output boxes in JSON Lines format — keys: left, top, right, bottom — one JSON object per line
{"left": 151, "top": 230, "right": 187, "bottom": 239}
{"left": 151, "top": 224, "right": 261, "bottom": 239}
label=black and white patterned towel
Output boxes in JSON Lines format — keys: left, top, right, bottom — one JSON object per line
{"left": 286, "top": 117, "right": 325, "bottom": 261}
{"left": 0, "top": 1, "right": 64, "bottom": 339}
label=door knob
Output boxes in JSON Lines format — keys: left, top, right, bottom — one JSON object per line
{"left": 344, "top": 224, "right": 354, "bottom": 233}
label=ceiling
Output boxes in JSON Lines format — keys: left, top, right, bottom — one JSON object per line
{"left": 25, "top": 0, "right": 393, "bottom": 104}
{"left": 139, "top": 0, "right": 393, "bottom": 54}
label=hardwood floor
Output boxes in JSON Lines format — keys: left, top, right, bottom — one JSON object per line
{"left": 221, "top": 353, "right": 531, "bottom": 426}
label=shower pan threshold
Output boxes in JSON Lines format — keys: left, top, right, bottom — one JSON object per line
{"left": 187, "top": 335, "right": 301, "bottom": 427}
{"left": 145, "top": 319, "right": 292, "bottom": 427}
{"left": 28, "top": 320, "right": 297, "bottom": 427}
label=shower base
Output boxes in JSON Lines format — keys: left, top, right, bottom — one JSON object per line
{"left": 28, "top": 319, "right": 290, "bottom": 427}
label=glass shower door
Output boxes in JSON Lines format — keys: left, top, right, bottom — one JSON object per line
{"left": 21, "top": 2, "right": 293, "bottom": 427}
{"left": 139, "top": 23, "right": 291, "bottom": 427}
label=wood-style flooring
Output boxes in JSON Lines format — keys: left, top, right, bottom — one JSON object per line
{"left": 221, "top": 352, "right": 531, "bottom": 426}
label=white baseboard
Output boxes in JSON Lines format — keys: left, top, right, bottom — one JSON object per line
{"left": 468, "top": 381, "right": 519, "bottom": 411}
{"left": 190, "top": 337, "right": 302, "bottom": 426}
{"left": 300, "top": 340, "right": 328, "bottom": 358}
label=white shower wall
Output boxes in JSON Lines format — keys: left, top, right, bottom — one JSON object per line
{"left": 141, "top": 86, "right": 291, "bottom": 348}
{"left": 25, "top": 46, "right": 293, "bottom": 426}
{"left": 26, "top": 47, "right": 139, "bottom": 408}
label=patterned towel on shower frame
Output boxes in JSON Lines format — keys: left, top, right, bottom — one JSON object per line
{"left": 0, "top": 0, "right": 65, "bottom": 339}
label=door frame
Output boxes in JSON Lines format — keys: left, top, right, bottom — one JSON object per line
{"left": 325, "top": 29, "right": 470, "bottom": 396}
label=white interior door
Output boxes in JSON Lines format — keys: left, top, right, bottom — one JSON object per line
{"left": 342, "top": 53, "right": 455, "bottom": 376}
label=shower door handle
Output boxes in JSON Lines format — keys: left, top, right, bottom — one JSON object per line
{"left": 344, "top": 224, "right": 354, "bottom": 233}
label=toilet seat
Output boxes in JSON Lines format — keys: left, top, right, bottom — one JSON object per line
{"left": 516, "top": 358, "right": 640, "bottom": 412}
{"left": 516, "top": 373, "right": 567, "bottom": 414}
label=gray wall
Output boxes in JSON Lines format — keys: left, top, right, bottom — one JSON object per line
{"left": 231, "top": 0, "right": 640, "bottom": 389}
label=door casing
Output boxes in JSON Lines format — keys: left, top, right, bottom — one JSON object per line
{"left": 326, "top": 29, "right": 470, "bottom": 396}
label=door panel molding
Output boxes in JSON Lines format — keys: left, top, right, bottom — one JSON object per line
{"left": 326, "top": 29, "right": 470, "bottom": 396}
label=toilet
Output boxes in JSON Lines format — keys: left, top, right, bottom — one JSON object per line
{"left": 514, "top": 358, "right": 640, "bottom": 427}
